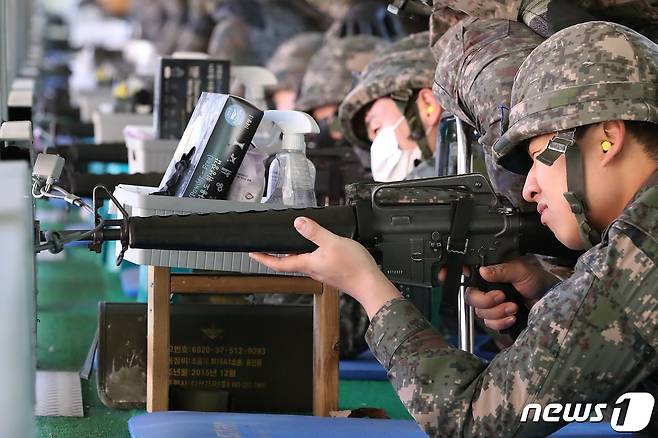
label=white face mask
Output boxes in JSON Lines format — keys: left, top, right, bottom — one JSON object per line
{"left": 370, "top": 117, "right": 422, "bottom": 182}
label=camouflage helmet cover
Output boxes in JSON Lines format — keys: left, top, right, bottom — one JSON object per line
{"left": 432, "top": 17, "right": 543, "bottom": 147}
{"left": 338, "top": 31, "right": 435, "bottom": 150}
{"left": 295, "top": 35, "right": 386, "bottom": 112}
{"left": 431, "top": 17, "right": 543, "bottom": 207}
{"left": 266, "top": 32, "right": 325, "bottom": 93}
{"left": 494, "top": 21, "right": 658, "bottom": 173}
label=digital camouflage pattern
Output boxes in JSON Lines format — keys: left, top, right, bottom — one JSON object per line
{"left": 428, "top": 0, "right": 658, "bottom": 41}
{"left": 338, "top": 31, "right": 435, "bottom": 150}
{"left": 431, "top": 0, "right": 523, "bottom": 21}
{"left": 431, "top": 17, "right": 543, "bottom": 208}
{"left": 364, "top": 20, "right": 658, "bottom": 436}
{"left": 266, "top": 32, "right": 324, "bottom": 94}
{"left": 205, "top": 0, "right": 328, "bottom": 66}
{"left": 517, "top": 0, "right": 658, "bottom": 41}
{"left": 366, "top": 171, "right": 658, "bottom": 436}
{"left": 295, "top": 35, "right": 386, "bottom": 112}
{"left": 429, "top": 6, "right": 467, "bottom": 39}
{"left": 493, "top": 21, "right": 658, "bottom": 171}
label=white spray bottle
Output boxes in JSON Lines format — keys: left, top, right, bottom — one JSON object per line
{"left": 261, "top": 110, "right": 319, "bottom": 207}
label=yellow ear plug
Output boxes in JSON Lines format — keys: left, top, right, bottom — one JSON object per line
{"left": 602, "top": 140, "right": 612, "bottom": 152}
{"left": 427, "top": 105, "right": 434, "bottom": 115}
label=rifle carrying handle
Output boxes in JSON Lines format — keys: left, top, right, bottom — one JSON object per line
{"left": 471, "top": 268, "right": 530, "bottom": 339}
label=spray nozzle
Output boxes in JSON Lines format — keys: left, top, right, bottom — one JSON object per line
{"left": 262, "top": 110, "right": 319, "bottom": 151}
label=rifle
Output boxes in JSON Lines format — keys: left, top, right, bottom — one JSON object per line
{"left": 119, "top": 174, "right": 579, "bottom": 337}
{"left": 39, "top": 174, "right": 578, "bottom": 337}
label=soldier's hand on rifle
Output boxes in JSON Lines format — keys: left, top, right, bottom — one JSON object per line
{"left": 249, "top": 217, "right": 402, "bottom": 318}
{"left": 465, "top": 256, "right": 560, "bottom": 330}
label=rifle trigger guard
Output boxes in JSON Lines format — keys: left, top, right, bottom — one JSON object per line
{"left": 447, "top": 236, "right": 469, "bottom": 255}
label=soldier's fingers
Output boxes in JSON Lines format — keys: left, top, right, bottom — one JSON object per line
{"left": 479, "top": 260, "right": 529, "bottom": 284}
{"left": 483, "top": 316, "right": 516, "bottom": 331}
{"left": 294, "top": 217, "right": 337, "bottom": 247}
{"left": 249, "top": 252, "right": 309, "bottom": 273}
{"left": 474, "top": 302, "right": 518, "bottom": 320}
{"left": 465, "top": 288, "right": 506, "bottom": 309}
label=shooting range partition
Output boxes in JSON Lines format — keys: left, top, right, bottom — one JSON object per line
{"left": 0, "top": 161, "right": 35, "bottom": 437}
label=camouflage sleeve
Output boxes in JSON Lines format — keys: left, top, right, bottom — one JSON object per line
{"left": 365, "top": 225, "right": 658, "bottom": 437}
{"left": 432, "top": 0, "right": 523, "bottom": 21}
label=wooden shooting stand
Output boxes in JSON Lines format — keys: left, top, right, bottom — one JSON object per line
{"left": 146, "top": 266, "right": 340, "bottom": 416}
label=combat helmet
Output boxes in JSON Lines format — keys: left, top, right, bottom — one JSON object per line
{"left": 493, "top": 21, "right": 658, "bottom": 247}
{"left": 338, "top": 31, "right": 436, "bottom": 159}
{"left": 431, "top": 17, "right": 543, "bottom": 207}
{"left": 295, "top": 35, "right": 387, "bottom": 112}
{"left": 205, "top": 0, "right": 328, "bottom": 66}
{"left": 266, "top": 32, "right": 325, "bottom": 94}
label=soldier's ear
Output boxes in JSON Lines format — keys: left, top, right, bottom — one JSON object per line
{"left": 600, "top": 120, "right": 625, "bottom": 167}
{"left": 417, "top": 88, "right": 443, "bottom": 126}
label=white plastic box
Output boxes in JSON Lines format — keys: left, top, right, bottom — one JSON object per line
{"left": 123, "top": 125, "right": 178, "bottom": 174}
{"left": 92, "top": 112, "right": 152, "bottom": 144}
{"left": 111, "top": 184, "right": 296, "bottom": 275}
{"left": 72, "top": 88, "right": 114, "bottom": 122}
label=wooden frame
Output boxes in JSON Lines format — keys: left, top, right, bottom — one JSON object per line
{"left": 147, "top": 266, "right": 339, "bottom": 416}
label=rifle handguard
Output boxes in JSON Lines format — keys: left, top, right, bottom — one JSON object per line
{"left": 128, "top": 205, "right": 358, "bottom": 253}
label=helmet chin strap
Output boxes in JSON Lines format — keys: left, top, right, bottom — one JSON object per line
{"left": 536, "top": 129, "right": 602, "bottom": 249}
{"left": 391, "top": 89, "right": 433, "bottom": 160}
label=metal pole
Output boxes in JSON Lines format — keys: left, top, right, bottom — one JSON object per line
{"left": 454, "top": 118, "right": 475, "bottom": 353}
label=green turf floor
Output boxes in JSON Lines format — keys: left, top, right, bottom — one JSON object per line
{"left": 35, "top": 203, "right": 410, "bottom": 437}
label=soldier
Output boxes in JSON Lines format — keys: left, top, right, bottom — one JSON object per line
{"left": 431, "top": 17, "right": 544, "bottom": 208}
{"left": 338, "top": 31, "right": 444, "bottom": 182}
{"left": 205, "top": 0, "right": 329, "bottom": 66}
{"left": 324, "top": 0, "right": 427, "bottom": 40}
{"left": 296, "top": 35, "right": 386, "bottom": 146}
{"left": 131, "top": 0, "right": 168, "bottom": 43}
{"left": 176, "top": 0, "right": 215, "bottom": 53}
{"left": 427, "top": 0, "right": 658, "bottom": 41}
{"left": 250, "top": 21, "right": 658, "bottom": 436}
{"left": 155, "top": 0, "right": 189, "bottom": 55}
{"left": 265, "top": 32, "right": 324, "bottom": 110}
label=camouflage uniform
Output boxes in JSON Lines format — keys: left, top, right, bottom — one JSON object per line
{"left": 306, "top": 0, "right": 360, "bottom": 21}
{"left": 431, "top": 17, "right": 544, "bottom": 208}
{"left": 266, "top": 32, "right": 325, "bottom": 95}
{"left": 429, "top": 0, "right": 658, "bottom": 41}
{"left": 366, "top": 21, "right": 658, "bottom": 436}
{"left": 296, "top": 35, "right": 386, "bottom": 112}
